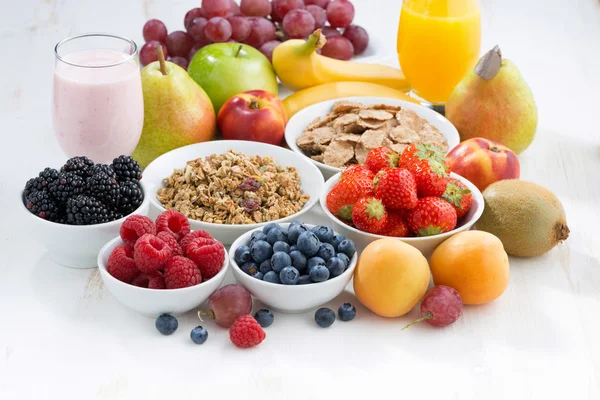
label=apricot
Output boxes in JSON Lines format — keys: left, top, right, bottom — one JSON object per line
{"left": 353, "top": 239, "right": 430, "bottom": 318}
{"left": 430, "top": 231, "right": 510, "bottom": 305}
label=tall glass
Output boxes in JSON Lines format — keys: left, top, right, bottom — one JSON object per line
{"left": 53, "top": 33, "right": 144, "bottom": 164}
{"left": 397, "top": 0, "right": 481, "bottom": 105}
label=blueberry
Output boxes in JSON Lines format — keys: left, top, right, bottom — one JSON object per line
{"left": 259, "top": 259, "right": 273, "bottom": 274}
{"left": 266, "top": 227, "right": 287, "bottom": 245}
{"left": 297, "top": 231, "right": 320, "bottom": 256}
{"left": 155, "top": 314, "right": 178, "bottom": 335}
{"left": 288, "top": 223, "right": 309, "bottom": 244}
{"left": 190, "top": 326, "right": 208, "bottom": 344}
{"left": 338, "top": 239, "right": 356, "bottom": 257}
{"left": 252, "top": 271, "right": 264, "bottom": 280}
{"left": 250, "top": 240, "right": 273, "bottom": 264}
{"left": 241, "top": 262, "right": 259, "bottom": 276}
{"left": 250, "top": 231, "right": 267, "bottom": 244}
{"left": 263, "top": 270, "right": 281, "bottom": 284}
{"left": 315, "top": 308, "right": 336, "bottom": 328}
{"left": 271, "top": 251, "right": 292, "bottom": 273}
{"left": 307, "top": 256, "right": 326, "bottom": 271}
{"left": 234, "top": 245, "right": 251, "bottom": 265}
{"left": 254, "top": 309, "right": 274, "bottom": 328}
{"left": 298, "top": 275, "right": 312, "bottom": 285}
{"left": 330, "top": 234, "right": 347, "bottom": 250}
{"left": 289, "top": 220, "right": 304, "bottom": 228}
{"left": 326, "top": 257, "right": 345, "bottom": 278}
{"left": 289, "top": 250, "right": 307, "bottom": 272}
{"left": 262, "top": 222, "right": 280, "bottom": 234}
{"left": 317, "top": 243, "right": 336, "bottom": 261}
{"left": 279, "top": 266, "right": 300, "bottom": 285}
{"left": 311, "top": 225, "right": 334, "bottom": 243}
{"left": 337, "top": 253, "right": 350, "bottom": 268}
{"left": 309, "top": 265, "right": 330, "bottom": 282}
{"left": 273, "top": 241, "right": 291, "bottom": 253}
{"left": 290, "top": 245, "right": 297, "bottom": 252}
{"left": 338, "top": 303, "right": 356, "bottom": 321}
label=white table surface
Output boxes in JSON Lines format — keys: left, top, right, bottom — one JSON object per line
{"left": 1, "top": 0, "right": 599, "bottom": 399}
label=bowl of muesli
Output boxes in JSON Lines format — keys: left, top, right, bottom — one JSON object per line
{"left": 285, "top": 97, "right": 460, "bottom": 180}
{"left": 142, "top": 140, "right": 324, "bottom": 245}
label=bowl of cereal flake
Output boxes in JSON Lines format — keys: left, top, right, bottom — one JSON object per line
{"left": 142, "top": 140, "right": 325, "bottom": 245}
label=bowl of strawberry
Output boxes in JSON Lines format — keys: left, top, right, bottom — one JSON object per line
{"left": 97, "top": 210, "right": 228, "bottom": 317}
{"left": 319, "top": 144, "right": 484, "bottom": 257}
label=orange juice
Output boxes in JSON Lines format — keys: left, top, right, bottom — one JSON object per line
{"left": 397, "top": 0, "right": 481, "bottom": 104}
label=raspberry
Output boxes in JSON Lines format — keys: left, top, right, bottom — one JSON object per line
{"left": 156, "top": 210, "right": 191, "bottom": 241}
{"left": 186, "top": 238, "right": 225, "bottom": 280}
{"left": 180, "top": 230, "right": 214, "bottom": 252}
{"left": 106, "top": 245, "right": 138, "bottom": 283}
{"left": 148, "top": 273, "right": 166, "bottom": 289}
{"left": 229, "top": 315, "right": 266, "bottom": 348}
{"left": 157, "top": 231, "right": 183, "bottom": 256}
{"left": 134, "top": 234, "right": 172, "bottom": 272}
{"left": 120, "top": 215, "right": 156, "bottom": 247}
{"left": 131, "top": 272, "right": 150, "bottom": 288}
{"left": 164, "top": 256, "right": 202, "bottom": 289}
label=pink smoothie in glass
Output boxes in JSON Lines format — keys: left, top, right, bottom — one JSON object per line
{"left": 52, "top": 49, "right": 144, "bottom": 164}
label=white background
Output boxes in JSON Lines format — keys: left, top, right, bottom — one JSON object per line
{"left": 1, "top": 0, "right": 599, "bottom": 399}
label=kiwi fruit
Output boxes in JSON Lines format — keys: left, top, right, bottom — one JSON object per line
{"left": 476, "top": 180, "right": 569, "bottom": 257}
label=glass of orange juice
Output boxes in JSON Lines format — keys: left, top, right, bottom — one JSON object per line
{"left": 397, "top": 0, "right": 481, "bottom": 105}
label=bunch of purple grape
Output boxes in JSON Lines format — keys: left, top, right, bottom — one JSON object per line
{"left": 140, "top": 0, "right": 369, "bottom": 68}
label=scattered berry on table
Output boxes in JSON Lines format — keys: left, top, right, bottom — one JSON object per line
{"left": 156, "top": 314, "right": 178, "bottom": 335}
{"left": 273, "top": 241, "right": 291, "bottom": 253}
{"left": 315, "top": 308, "right": 336, "bottom": 328}
{"left": 364, "top": 146, "right": 399, "bottom": 174}
{"left": 380, "top": 210, "right": 410, "bottom": 237}
{"left": 112, "top": 155, "right": 142, "bottom": 182}
{"left": 338, "top": 303, "right": 356, "bottom": 321}
{"left": 250, "top": 240, "right": 273, "bottom": 264}
{"left": 441, "top": 179, "right": 473, "bottom": 219}
{"left": 117, "top": 180, "right": 143, "bottom": 213}
{"left": 266, "top": 227, "right": 287, "bottom": 245}
{"left": 288, "top": 223, "right": 309, "bottom": 244}
{"left": 407, "top": 197, "right": 458, "bottom": 236}
{"left": 309, "top": 264, "right": 330, "bottom": 282}
{"left": 164, "top": 255, "right": 202, "bottom": 289}
{"left": 48, "top": 172, "right": 85, "bottom": 203}
{"left": 298, "top": 275, "right": 312, "bottom": 285}
{"left": 241, "top": 261, "right": 259, "bottom": 276}
{"left": 263, "top": 270, "right": 281, "bottom": 284}
{"left": 180, "top": 230, "right": 214, "bottom": 253}
{"left": 403, "top": 285, "right": 463, "bottom": 329}
{"left": 61, "top": 156, "right": 94, "bottom": 178}
{"left": 252, "top": 271, "right": 264, "bottom": 280}
{"left": 26, "top": 190, "right": 59, "bottom": 221}
{"left": 86, "top": 172, "right": 120, "bottom": 208}
{"left": 186, "top": 238, "right": 225, "bottom": 279}
{"left": 66, "top": 195, "right": 110, "bottom": 225}
{"left": 204, "top": 284, "right": 253, "bottom": 328}
{"left": 326, "top": 257, "right": 345, "bottom": 278}
{"left": 317, "top": 242, "right": 335, "bottom": 261}
{"left": 190, "top": 326, "right": 209, "bottom": 344}
{"left": 262, "top": 222, "right": 280, "bottom": 234}
{"left": 259, "top": 259, "right": 273, "bottom": 274}
{"left": 229, "top": 315, "right": 266, "bottom": 348}
{"left": 234, "top": 245, "right": 252, "bottom": 265}
{"left": 119, "top": 215, "right": 156, "bottom": 247}
{"left": 336, "top": 253, "right": 350, "bottom": 268}
{"left": 296, "top": 231, "right": 320, "bottom": 257}
{"left": 330, "top": 234, "right": 346, "bottom": 250}
{"left": 157, "top": 231, "right": 183, "bottom": 256}
{"left": 289, "top": 250, "right": 307, "bottom": 272}
{"left": 134, "top": 233, "right": 173, "bottom": 272}
{"left": 374, "top": 168, "right": 418, "bottom": 210}
{"left": 107, "top": 245, "right": 138, "bottom": 283}
{"left": 156, "top": 210, "right": 191, "bottom": 241}
{"left": 254, "top": 309, "right": 274, "bottom": 328}
{"left": 337, "top": 239, "right": 356, "bottom": 258}
{"left": 351, "top": 197, "right": 389, "bottom": 234}
{"left": 280, "top": 266, "right": 300, "bottom": 285}
{"left": 311, "top": 225, "right": 334, "bottom": 243}
{"left": 271, "top": 251, "right": 292, "bottom": 273}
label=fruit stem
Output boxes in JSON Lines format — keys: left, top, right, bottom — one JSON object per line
{"left": 401, "top": 311, "right": 433, "bottom": 331}
{"left": 155, "top": 45, "right": 167, "bottom": 75}
{"left": 302, "top": 29, "right": 326, "bottom": 54}
{"left": 197, "top": 310, "right": 215, "bottom": 322}
{"left": 249, "top": 98, "right": 260, "bottom": 110}
{"left": 475, "top": 45, "right": 502, "bottom": 80}
{"left": 235, "top": 44, "right": 243, "bottom": 58}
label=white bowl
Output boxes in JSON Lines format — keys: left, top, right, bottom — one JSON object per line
{"left": 97, "top": 235, "right": 228, "bottom": 317}
{"left": 319, "top": 172, "right": 484, "bottom": 258}
{"left": 19, "top": 183, "right": 150, "bottom": 269}
{"left": 229, "top": 223, "right": 358, "bottom": 314}
{"left": 285, "top": 96, "right": 460, "bottom": 180}
{"left": 142, "top": 140, "right": 324, "bottom": 245}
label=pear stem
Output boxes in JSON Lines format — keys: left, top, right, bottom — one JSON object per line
{"left": 235, "top": 44, "right": 243, "bottom": 58}
{"left": 474, "top": 45, "right": 502, "bottom": 80}
{"left": 402, "top": 311, "right": 433, "bottom": 331}
{"left": 155, "top": 45, "right": 167, "bottom": 75}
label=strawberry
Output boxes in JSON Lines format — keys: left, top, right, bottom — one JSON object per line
{"left": 399, "top": 143, "right": 448, "bottom": 172}
{"left": 326, "top": 175, "right": 375, "bottom": 220}
{"left": 407, "top": 197, "right": 457, "bottom": 236}
{"left": 380, "top": 210, "right": 410, "bottom": 237}
{"left": 364, "top": 146, "right": 399, "bottom": 174}
{"left": 413, "top": 160, "right": 448, "bottom": 197}
{"left": 441, "top": 179, "right": 472, "bottom": 219}
{"left": 351, "top": 197, "right": 389, "bottom": 234}
{"left": 341, "top": 164, "right": 375, "bottom": 182}
{"left": 374, "top": 168, "right": 418, "bottom": 210}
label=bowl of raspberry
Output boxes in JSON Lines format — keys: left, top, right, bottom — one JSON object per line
{"left": 20, "top": 156, "right": 150, "bottom": 268}
{"left": 97, "top": 211, "right": 228, "bottom": 317}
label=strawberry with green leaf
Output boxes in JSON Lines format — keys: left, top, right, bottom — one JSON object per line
{"left": 351, "top": 197, "right": 389, "bottom": 234}
{"left": 407, "top": 197, "right": 457, "bottom": 236}
{"left": 364, "top": 147, "right": 399, "bottom": 174}
{"left": 441, "top": 179, "right": 472, "bottom": 219}
{"left": 326, "top": 175, "right": 374, "bottom": 221}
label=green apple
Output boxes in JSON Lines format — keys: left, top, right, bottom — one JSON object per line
{"left": 188, "top": 43, "right": 278, "bottom": 113}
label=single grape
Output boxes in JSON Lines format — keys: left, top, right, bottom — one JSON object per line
{"left": 321, "top": 35, "right": 353, "bottom": 60}
{"left": 270, "top": 4, "right": 283, "bottom": 23}
{"left": 259, "top": 40, "right": 281, "bottom": 62}
{"left": 306, "top": 5, "right": 326, "bottom": 29}
{"left": 305, "top": 0, "right": 330, "bottom": 8}
{"left": 228, "top": 15, "right": 252, "bottom": 41}
{"left": 169, "top": 56, "right": 189, "bottom": 69}
{"left": 165, "top": 31, "right": 195, "bottom": 57}
{"left": 184, "top": 8, "right": 206, "bottom": 30}
{"left": 282, "top": 9, "right": 315, "bottom": 38}
{"left": 205, "top": 17, "right": 233, "bottom": 42}
{"left": 201, "top": 284, "right": 253, "bottom": 328}
{"left": 139, "top": 41, "right": 168, "bottom": 66}
{"left": 188, "top": 17, "right": 209, "bottom": 43}
{"left": 189, "top": 43, "right": 204, "bottom": 60}
{"left": 343, "top": 24, "right": 369, "bottom": 55}
{"left": 229, "top": 0, "right": 241, "bottom": 15}
{"left": 244, "top": 17, "right": 276, "bottom": 48}
{"left": 321, "top": 26, "right": 341, "bottom": 38}
{"left": 143, "top": 19, "right": 167, "bottom": 43}
{"left": 240, "top": 0, "right": 272, "bottom": 17}
{"left": 402, "top": 286, "right": 464, "bottom": 330}
{"left": 272, "top": 0, "right": 305, "bottom": 19}
{"left": 326, "top": 0, "right": 354, "bottom": 28}
{"left": 202, "top": 0, "right": 231, "bottom": 18}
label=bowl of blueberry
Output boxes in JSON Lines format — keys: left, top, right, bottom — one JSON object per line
{"left": 20, "top": 156, "right": 149, "bottom": 268}
{"left": 229, "top": 221, "right": 358, "bottom": 313}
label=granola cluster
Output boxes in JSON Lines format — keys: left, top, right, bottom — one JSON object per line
{"left": 156, "top": 150, "right": 310, "bottom": 225}
{"left": 296, "top": 101, "right": 449, "bottom": 168}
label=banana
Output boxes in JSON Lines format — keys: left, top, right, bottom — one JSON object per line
{"left": 272, "top": 30, "right": 411, "bottom": 92}
{"left": 283, "top": 81, "right": 418, "bottom": 118}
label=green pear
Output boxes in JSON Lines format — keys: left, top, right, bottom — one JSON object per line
{"left": 446, "top": 46, "right": 538, "bottom": 154}
{"left": 132, "top": 48, "right": 216, "bottom": 168}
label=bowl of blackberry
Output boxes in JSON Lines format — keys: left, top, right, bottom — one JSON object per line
{"left": 20, "top": 155, "right": 150, "bottom": 268}
{"left": 229, "top": 222, "right": 358, "bottom": 313}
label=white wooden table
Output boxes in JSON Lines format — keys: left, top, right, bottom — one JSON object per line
{"left": 1, "top": 0, "right": 599, "bottom": 398}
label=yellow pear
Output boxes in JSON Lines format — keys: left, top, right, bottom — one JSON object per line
{"left": 446, "top": 46, "right": 538, "bottom": 154}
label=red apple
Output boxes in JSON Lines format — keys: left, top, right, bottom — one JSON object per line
{"left": 447, "top": 137, "right": 520, "bottom": 191}
{"left": 217, "top": 90, "right": 287, "bottom": 145}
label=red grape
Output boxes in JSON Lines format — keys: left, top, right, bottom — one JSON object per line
{"left": 343, "top": 24, "right": 369, "bottom": 55}
{"left": 229, "top": 0, "right": 241, "bottom": 15}
{"left": 202, "top": 0, "right": 231, "bottom": 18}
{"left": 139, "top": 41, "right": 168, "bottom": 67}
{"left": 305, "top": 0, "right": 330, "bottom": 8}
{"left": 184, "top": 8, "right": 206, "bottom": 30}
{"left": 244, "top": 17, "right": 276, "bottom": 48}
{"left": 326, "top": 0, "right": 354, "bottom": 28}
{"left": 189, "top": 43, "right": 204, "bottom": 60}
{"left": 403, "top": 286, "right": 464, "bottom": 329}
{"left": 306, "top": 5, "right": 326, "bottom": 29}
{"left": 165, "top": 31, "right": 195, "bottom": 57}
{"left": 240, "top": 0, "right": 272, "bottom": 17}
{"left": 202, "top": 284, "right": 252, "bottom": 328}
{"left": 321, "top": 35, "right": 353, "bottom": 60}
{"left": 321, "top": 26, "right": 341, "bottom": 38}
{"left": 188, "top": 17, "right": 209, "bottom": 43}
{"left": 270, "top": 5, "right": 283, "bottom": 23}
{"left": 143, "top": 19, "right": 167, "bottom": 43}
{"left": 272, "top": 0, "right": 305, "bottom": 19}
{"left": 205, "top": 17, "right": 233, "bottom": 42}
{"left": 282, "top": 9, "right": 315, "bottom": 39}
{"left": 259, "top": 40, "right": 281, "bottom": 62}
{"left": 228, "top": 15, "right": 252, "bottom": 41}
{"left": 169, "top": 56, "right": 189, "bottom": 69}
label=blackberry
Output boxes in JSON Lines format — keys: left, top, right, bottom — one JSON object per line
{"left": 25, "top": 191, "right": 59, "bottom": 221}
{"left": 106, "top": 210, "right": 124, "bottom": 223}
{"left": 39, "top": 168, "right": 60, "bottom": 184}
{"left": 61, "top": 156, "right": 94, "bottom": 178}
{"left": 23, "top": 167, "right": 59, "bottom": 199}
{"left": 86, "top": 172, "right": 120, "bottom": 208}
{"left": 88, "top": 164, "right": 116, "bottom": 179}
{"left": 117, "top": 180, "right": 143, "bottom": 213}
{"left": 112, "top": 155, "right": 142, "bottom": 182}
{"left": 48, "top": 172, "right": 85, "bottom": 204}
{"left": 66, "top": 195, "right": 110, "bottom": 225}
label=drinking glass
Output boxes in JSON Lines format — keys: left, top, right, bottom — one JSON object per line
{"left": 53, "top": 33, "right": 144, "bottom": 164}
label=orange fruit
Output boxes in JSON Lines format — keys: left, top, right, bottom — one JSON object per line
{"left": 430, "top": 231, "right": 510, "bottom": 305}
{"left": 353, "top": 239, "right": 430, "bottom": 317}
